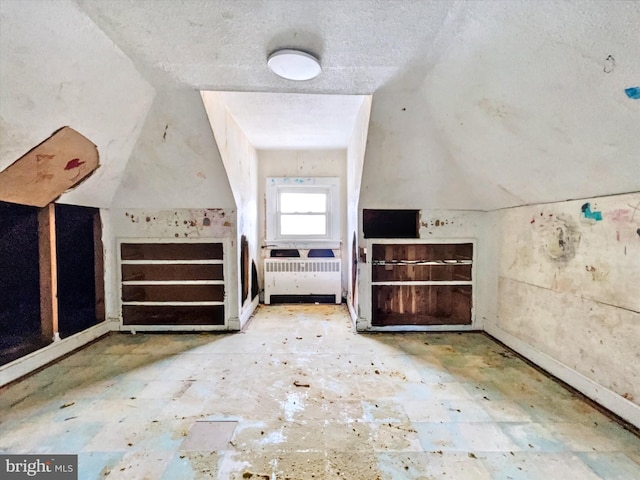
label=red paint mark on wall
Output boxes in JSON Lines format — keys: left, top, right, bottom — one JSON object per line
{"left": 608, "top": 209, "right": 631, "bottom": 222}
{"left": 64, "top": 158, "right": 85, "bottom": 170}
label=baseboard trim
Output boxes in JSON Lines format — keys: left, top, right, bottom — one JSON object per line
{"left": 347, "top": 301, "right": 358, "bottom": 330}
{"left": 238, "top": 297, "right": 260, "bottom": 329}
{"left": 0, "top": 321, "right": 115, "bottom": 387}
{"left": 484, "top": 322, "right": 640, "bottom": 428}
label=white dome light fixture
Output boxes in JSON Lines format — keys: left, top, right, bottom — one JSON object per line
{"left": 267, "top": 49, "right": 321, "bottom": 81}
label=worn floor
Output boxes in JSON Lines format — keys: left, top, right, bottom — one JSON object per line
{"left": 1, "top": 304, "right": 639, "bottom": 479}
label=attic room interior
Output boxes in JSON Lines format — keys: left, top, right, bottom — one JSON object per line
{"left": 0, "top": 0, "right": 638, "bottom": 478}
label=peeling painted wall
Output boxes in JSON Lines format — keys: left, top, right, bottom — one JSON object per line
{"left": 357, "top": 209, "right": 497, "bottom": 330}
{"left": 347, "top": 97, "right": 372, "bottom": 317}
{"left": 492, "top": 193, "right": 640, "bottom": 408}
{"left": 0, "top": 0, "right": 155, "bottom": 207}
{"left": 201, "top": 92, "right": 259, "bottom": 327}
{"left": 103, "top": 208, "right": 236, "bottom": 326}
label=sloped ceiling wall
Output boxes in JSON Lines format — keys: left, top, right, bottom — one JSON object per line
{"left": 1, "top": 1, "right": 637, "bottom": 211}
{"left": 420, "top": 0, "right": 640, "bottom": 210}
{"left": 112, "top": 89, "right": 235, "bottom": 209}
{"left": 361, "top": 1, "right": 640, "bottom": 210}
{"left": 0, "top": 0, "right": 155, "bottom": 208}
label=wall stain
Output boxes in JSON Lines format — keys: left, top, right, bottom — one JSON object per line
{"left": 603, "top": 55, "right": 615, "bottom": 74}
{"left": 543, "top": 216, "right": 581, "bottom": 263}
{"left": 607, "top": 209, "right": 630, "bottom": 222}
{"left": 203, "top": 217, "right": 211, "bottom": 226}
{"left": 585, "top": 265, "right": 609, "bottom": 282}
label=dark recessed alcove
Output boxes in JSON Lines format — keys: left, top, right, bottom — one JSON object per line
{"left": 55, "top": 204, "right": 102, "bottom": 338}
{"left": 0, "top": 201, "right": 46, "bottom": 365}
{"left": 363, "top": 209, "right": 419, "bottom": 238}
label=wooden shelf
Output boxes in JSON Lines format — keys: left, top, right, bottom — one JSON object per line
{"left": 119, "top": 241, "right": 226, "bottom": 327}
{"left": 370, "top": 242, "right": 473, "bottom": 327}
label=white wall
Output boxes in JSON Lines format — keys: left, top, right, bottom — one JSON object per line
{"left": 112, "top": 89, "right": 235, "bottom": 209}
{"left": 360, "top": 90, "right": 486, "bottom": 211}
{"left": 0, "top": 0, "right": 155, "bottom": 207}
{"left": 257, "top": 149, "right": 348, "bottom": 296}
{"left": 201, "top": 92, "right": 260, "bottom": 327}
{"left": 487, "top": 192, "right": 640, "bottom": 425}
{"left": 103, "top": 208, "right": 237, "bottom": 328}
{"left": 346, "top": 97, "right": 372, "bottom": 318}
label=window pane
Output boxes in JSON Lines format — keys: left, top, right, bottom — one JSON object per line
{"left": 280, "top": 192, "right": 326, "bottom": 213}
{"left": 280, "top": 215, "right": 326, "bottom": 235}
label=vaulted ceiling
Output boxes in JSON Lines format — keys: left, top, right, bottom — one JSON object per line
{"left": 1, "top": 0, "right": 638, "bottom": 210}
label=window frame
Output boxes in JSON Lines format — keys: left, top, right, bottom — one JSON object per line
{"left": 266, "top": 177, "right": 340, "bottom": 244}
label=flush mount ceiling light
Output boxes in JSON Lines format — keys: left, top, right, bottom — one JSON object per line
{"left": 267, "top": 49, "right": 321, "bottom": 81}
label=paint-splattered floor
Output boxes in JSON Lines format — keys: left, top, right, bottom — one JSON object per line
{"left": 1, "top": 304, "right": 638, "bottom": 479}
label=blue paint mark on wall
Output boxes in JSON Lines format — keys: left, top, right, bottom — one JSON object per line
{"left": 581, "top": 202, "right": 602, "bottom": 221}
{"left": 625, "top": 87, "right": 640, "bottom": 99}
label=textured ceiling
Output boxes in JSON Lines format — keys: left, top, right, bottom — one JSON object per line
{"left": 74, "top": 0, "right": 455, "bottom": 93}
{"left": 2, "top": 0, "right": 639, "bottom": 210}
{"left": 212, "top": 92, "right": 368, "bottom": 149}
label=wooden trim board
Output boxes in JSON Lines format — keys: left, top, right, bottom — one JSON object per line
{"left": 0, "top": 127, "right": 99, "bottom": 207}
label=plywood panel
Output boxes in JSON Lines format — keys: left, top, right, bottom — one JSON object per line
{"left": 122, "top": 284, "right": 224, "bottom": 302}
{"left": 122, "top": 305, "right": 225, "bottom": 326}
{"left": 121, "top": 263, "right": 224, "bottom": 281}
{"left": 121, "top": 242, "right": 223, "bottom": 260}
{"left": 373, "top": 264, "right": 471, "bottom": 282}
{"left": 240, "top": 235, "right": 249, "bottom": 303}
{"left": 0, "top": 127, "right": 99, "bottom": 207}
{"left": 372, "top": 285, "right": 471, "bottom": 326}
{"left": 38, "top": 204, "right": 57, "bottom": 340}
{"left": 94, "top": 213, "right": 105, "bottom": 323}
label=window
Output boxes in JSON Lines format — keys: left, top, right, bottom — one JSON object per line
{"left": 266, "top": 177, "right": 340, "bottom": 243}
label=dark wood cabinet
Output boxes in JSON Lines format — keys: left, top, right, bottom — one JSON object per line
{"left": 119, "top": 241, "right": 225, "bottom": 328}
{"left": 371, "top": 243, "right": 473, "bottom": 326}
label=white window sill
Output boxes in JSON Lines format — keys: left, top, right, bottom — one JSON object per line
{"left": 265, "top": 240, "right": 341, "bottom": 250}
